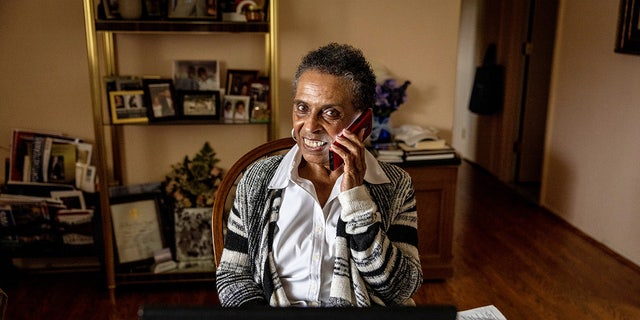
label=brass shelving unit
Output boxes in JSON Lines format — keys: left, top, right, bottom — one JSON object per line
{"left": 81, "top": 0, "right": 278, "bottom": 302}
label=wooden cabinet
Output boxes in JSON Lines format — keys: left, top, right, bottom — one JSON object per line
{"left": 402, "top": 163, "right": 458, "bottom": 280}
{"left": 81, "top": 0, "right": 279, "bottom": 301}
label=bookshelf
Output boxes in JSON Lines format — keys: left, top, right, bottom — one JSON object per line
{"left": 81, "top": 0, "right": 279, "bottom": 301}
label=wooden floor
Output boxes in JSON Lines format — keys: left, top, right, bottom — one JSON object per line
{"left": 3, "top": 160, "right": 640, "bottom": 320}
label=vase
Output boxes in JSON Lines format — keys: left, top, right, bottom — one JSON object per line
{"left": 370, "top": 115, "right": 393, "bottom": 144}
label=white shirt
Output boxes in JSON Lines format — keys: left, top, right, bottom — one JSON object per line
{"left": 268, "top": 145, "right": 389, "bottom": 306}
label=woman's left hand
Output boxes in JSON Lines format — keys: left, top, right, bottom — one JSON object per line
{"left": 331, "top": 128, "right": 367, "bottom": 192}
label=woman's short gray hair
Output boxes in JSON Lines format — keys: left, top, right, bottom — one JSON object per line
{"left": 293, "top": 43, "right": 376, "bottom": 111}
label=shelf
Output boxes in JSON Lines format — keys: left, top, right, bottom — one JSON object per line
{"left": 95, "top": 19, "right": 269, "bottom": 33}
{"left": 115, "top": 270, "right": 215, "bottom": 285}
{"left": 106, "top": 120, "right": 269, "bottom": 126}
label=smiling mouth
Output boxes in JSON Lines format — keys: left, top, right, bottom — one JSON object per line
{"left": 303, "top": 138, "right": 327, "bottom": 149}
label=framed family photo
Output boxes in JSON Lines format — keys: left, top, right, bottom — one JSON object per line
{"left": 173, "top": 60, "right": 220, "bottom": 91}
{"left": 110, "top": 194, "right": 165, "bottom": 265}
{"left": 174, "top": 207, "right": 214, "bottom": 263}
{"left": 109, "top": 90, "right": 148, "bottom": 124}
{"left": 249, "top": 79, "right": 270, "bottom": 123}
{"left": 178, "top": 90, "right": 221, "bottom": 120}
{"left": 223, "top": 95, "right": 251, "bottom": 123}
{"left": 143, "top": 79, "right": 178, "bottom": 121}
{"left": 226, "top": 69, "right": 259, "bottom": 96}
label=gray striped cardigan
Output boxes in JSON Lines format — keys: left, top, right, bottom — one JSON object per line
{"left": 215, "top": 155, "right": 422, "bottom": 307}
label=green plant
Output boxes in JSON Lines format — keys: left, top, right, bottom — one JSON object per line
{"left": 162, "top": 142, "right": 223, "bottom": 208}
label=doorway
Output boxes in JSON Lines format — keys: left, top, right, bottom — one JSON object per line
{"left": 454, "top": 0, "right": 558, "bottom": 203}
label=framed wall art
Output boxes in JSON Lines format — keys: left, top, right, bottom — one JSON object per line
{"left": 178, "top": 90, "right": 221, "bottom": 120}
{"left": 615, "top": 0, "right": 640, "bottom": 55}
{"left": 143, "top": 79, "right": 178, "bottom": 121}
{"left": 226, "top": 69, "right": 259, "bottom": 96}
{"left": 110, "top": 194, "right": 165, "bottom": 265}
{"left": 109, "top": 90, "right": 148, "bottom": 124}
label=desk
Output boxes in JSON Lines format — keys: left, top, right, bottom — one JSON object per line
{"left": 401, "top": 161, "right": 459, "bottom": 280}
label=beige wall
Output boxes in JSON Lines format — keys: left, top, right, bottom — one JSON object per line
{"left": 276, "top": 0, "right": 462, "bottom": 140}
{"left": 542, "top": 0, "right": 640, "bottom": 266}
{"left": 0, "top": 1, "right": 94, "bottom": 166}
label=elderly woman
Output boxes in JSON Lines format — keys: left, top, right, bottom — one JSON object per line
{"left": 216, "top": 43, "right": 422, "bottom": 307}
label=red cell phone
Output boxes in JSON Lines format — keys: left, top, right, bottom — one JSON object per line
{"left": 329, "top": 108, "right": 373, "bottom": 170}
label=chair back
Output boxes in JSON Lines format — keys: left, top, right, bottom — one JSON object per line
{"left": 0, "top": 288, "right": 7, "bottom": 320}
{"left": 211, "top": 137, "right": 296, "bottom": 266}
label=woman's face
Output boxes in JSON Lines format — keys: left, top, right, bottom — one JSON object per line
{"left": 292, "top": 70, "right": 359, "bottom": 167}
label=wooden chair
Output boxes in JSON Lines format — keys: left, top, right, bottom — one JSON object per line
{"left": 0, "top": 288, "right": 7, "bottom": 320}
{"left": 211, "top": 137, "right": 296, "bottom": 267}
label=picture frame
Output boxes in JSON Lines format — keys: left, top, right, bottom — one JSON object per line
{"left": 168, "top": 0, "right": 219, "bottom": 20}
{"left": 102, "top": 0, "right": 119, "bottom": 19}
{"left": 143, "top": 79, "right": 178, "bottom": 121}
{"left": 109, "top": 194, "right": 165, "bottom": 265}
{"left": 173, "top": 60, "right": 220, "bottom": 91}
{"left": 223, "top": 95, "right": 251, "bottom": 123}
{"left": 178, "top": 90, "right": 221, "bottom": 120}
{"left": 174, "top": 207, "right": 214, "bottom": 262}
{"left": 50, "top": 190, "right": 86, "bottom": 210}
{"left": 615, "top": 0, "right": 640, "bottom": 55}
{"left": 109, "top": 90, "right": 148, "bottom": 124}
{"left": 249, "top": 78, "right": 270, "bottom": 123}
{"left": 226, "top": 69, "right": 259, "bottom": 96}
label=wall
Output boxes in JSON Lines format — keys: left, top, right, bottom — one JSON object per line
{"left": 0, "top": 1, "right": 94, "bottom": 178}
{"left": 542, "top": 0, "right": 640, "bottom": 266}
{"left": 276, "top": 0, "right": 462, "bottom": 140}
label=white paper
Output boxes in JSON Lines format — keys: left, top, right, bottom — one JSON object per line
{"left": 457, "top": 305, "right": 507, "bottom": 320}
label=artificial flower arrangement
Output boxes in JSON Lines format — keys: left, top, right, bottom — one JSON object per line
{"left": 162, "top": 142, "right": 223, "bottom": 209}
{"left": 370, "top": 78, "right": 411, "bottom": 142}
{"left": 373, "top": 78, "right": 411, "bottom": 118}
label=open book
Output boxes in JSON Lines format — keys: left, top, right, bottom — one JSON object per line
{"left": 457, "top": 305, "right": 507, "bottom": 320}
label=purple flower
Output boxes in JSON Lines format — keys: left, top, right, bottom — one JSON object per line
{"left": 373, "top": 79, "right": 411, "bottom": 118}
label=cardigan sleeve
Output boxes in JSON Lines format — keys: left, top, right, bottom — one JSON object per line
{"left": 215, "top": 161, "right": 270, "bottom": 307}
{"left": 338, "top": 166, "right": 423, "bottom": 305}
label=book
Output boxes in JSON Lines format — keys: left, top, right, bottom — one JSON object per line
{"left": 458, "top": 305, "right": 507, "bottom": 320}
{"left": 404, "top": 152, "right": 456, "bottom": 161}
{"left": 398, "top": 142, "right": 455, "bottom": 155}
{"left": 372, "top": 142, "right": 404, "bottom": 157}
{"left": 7, "top": 129, "right": 85, "bottom": 183}
{"left": 413, "top": 138, "right": 448, "bottom": 150}
{"left": 48, "top": 142, "right": 78, "bottom": 184}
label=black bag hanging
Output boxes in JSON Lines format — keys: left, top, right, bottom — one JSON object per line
{"left": 469, "top": 44, "right": 505, "bottom": 115}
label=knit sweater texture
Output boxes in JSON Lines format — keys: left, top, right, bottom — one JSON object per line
{"left": 215, "top": 155, "right": 422, "bottom": 306}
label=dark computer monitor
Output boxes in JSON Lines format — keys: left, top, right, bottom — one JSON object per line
{"left": 138, "top": 305, "right": 458, "bottom": 320}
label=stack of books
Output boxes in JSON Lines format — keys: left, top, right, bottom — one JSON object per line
{"left": 398, "top": 139, "right": 457, "bottom": 162}
{"left": 370, "top": 138, "right": 457, "bottom": 164}
{"left": 370, "top": 142, "right": 404, "bottom": 163}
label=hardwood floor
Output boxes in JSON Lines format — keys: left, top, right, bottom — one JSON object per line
{"left": 2, "top": 160, "right": 640, "bottom": 320}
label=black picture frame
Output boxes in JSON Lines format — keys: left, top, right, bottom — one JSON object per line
{"left": 226, "top": 69, "right": 259, "bottom": 96}
{"left": 168, "top": 0, "right": 220, "bottom": 20}
{"left": 143, "top": 78, "right": 178, "bottom": 122}
{"left": 178, "top": 90, "right": 221, "bottom": 121}
{"left": 615, "top": 0, "right": 640, "bottom": 55}
{"left": 109, "top": 193, "right": 165, "bottom": 267}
